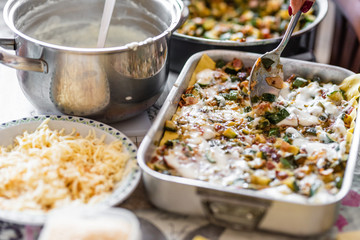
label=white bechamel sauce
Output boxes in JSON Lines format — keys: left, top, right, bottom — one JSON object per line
{"left": 156, "top": 68, "right": 353, "bottom": 204}
{"left": 31, "top": 19, "right": 152, "bottom": 48}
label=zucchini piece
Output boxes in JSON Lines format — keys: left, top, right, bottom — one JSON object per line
{"left": 324, "top": 134, "right": 336, "bottom": 144}
{"left": 292, "top": 77, "right": 308, "bottom": 88}
{"left": 203, "top": 18, "right": 216, "bottom": 31}
{"left": 220, "top": 90, "right": 238, "bottom": 101}
{"left": 327, "top": 90, "right": 344, "bottom": 103}
{"left": 251, "top": 175, "right": 271, "bottom": 186}
{"left": 305, "top": 127, "right": 317, "bottom": 136}
{"left": 257, "top": 118, "right": 270, "bottom": 129}
{"left": 197, "top": 77, "right": 212, "bottom": 88}
{"left": 265, "top": 108, "right": 290, "bottom": 124}
{"left": 335, "top": 176, "right": 343, "bottom": 189}
{"left": 261, "top": 93, "right": 276, "bottom": 102}
{"left": 214, "top": 95, "right": 226, "bottom": 107}
{"left": 220, "top": 32, "right": 232, "bottom": 40}
{"left": 282, "top": 177, "right": 298, "bottom": 191}
{"left": 280, "top": 158, "right": 293, "bottom": 169}
{"left": 215, "top": 59, "right": 226, "bottom": 68}
{"left": 309, "top": 182, "right": 321, "bottom": 197}
{"left": 261, "top": 57, "right": 274, "bottom": 70}
{"left": 164, "top": 120, "right": 177, "bottom": 132}
{"left": 223, "top": 128, "right": 237, "bottom": 138}
{"left": 205, "top": 151, "right": 216, "bottom": 164}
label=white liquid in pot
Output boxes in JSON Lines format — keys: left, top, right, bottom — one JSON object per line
{"left": 30, "top": 16, "right": 152, "bottom": 48}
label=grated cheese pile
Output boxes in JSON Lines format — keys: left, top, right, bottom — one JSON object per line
{"left": 0, "top": 119, "right": 130, "bottom": 212}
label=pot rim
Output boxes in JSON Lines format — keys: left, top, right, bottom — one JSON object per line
{"left": 3, "top": 0, "right": 184, "bottom": 53}
{"left": 172, "top": 0, "right": 328, "bottom": 47}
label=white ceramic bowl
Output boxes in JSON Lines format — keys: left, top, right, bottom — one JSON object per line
{"left": 0, "top": 115, "right": 141, "bottom": 225}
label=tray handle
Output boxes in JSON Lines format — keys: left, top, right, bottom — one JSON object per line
{"left": 197, "top": 188, "right": 270, "bottom": 230}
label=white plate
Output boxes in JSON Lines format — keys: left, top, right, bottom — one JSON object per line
{"left": 0, "top": 115, "right": 141, "bottom": 225}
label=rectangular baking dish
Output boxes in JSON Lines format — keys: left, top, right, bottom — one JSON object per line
{"left": 137, "top": 50, "right": 359, "bottom": 236}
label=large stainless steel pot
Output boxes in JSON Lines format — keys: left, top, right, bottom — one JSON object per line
{"left": 169, "top": 0, "right": 328, "bottom": 72}
{"left": 0, "top": 0, "right": 187, "bottom": 123}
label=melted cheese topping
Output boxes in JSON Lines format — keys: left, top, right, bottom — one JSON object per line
{"left": 151, "top": 58, "right": 358, "bottom": 203}
{"left": 0, "top": 119, "right": 130, "bottom": 212}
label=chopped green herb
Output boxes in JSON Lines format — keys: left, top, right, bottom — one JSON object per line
{"left": 244, "top": 106, "right": 252, "bottom": 113}
{"left": 246, "top": 116, "right": 254, "bottom": 122}
{"left": 269, "top": 128, "right": 280, "bottom": 137}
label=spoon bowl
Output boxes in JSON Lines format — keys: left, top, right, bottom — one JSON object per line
{"left": 249, "top": 11, "right": 302, "bottom": 104}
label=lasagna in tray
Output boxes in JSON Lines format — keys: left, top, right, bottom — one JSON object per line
{"left": 149, "top": 54, "right": 359, "bottom": 202}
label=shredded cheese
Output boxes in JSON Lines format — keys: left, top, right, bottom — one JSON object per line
{"left": 0, "top": 119, "right": 130, "bottom": 212}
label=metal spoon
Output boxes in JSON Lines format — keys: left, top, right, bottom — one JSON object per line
{"left": 249, "top": 10, "right": 302, "bottom": 104}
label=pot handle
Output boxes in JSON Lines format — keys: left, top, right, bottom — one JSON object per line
{"left": 0, "top": 38, "right": 48, "bottom": 73}
{"left": 197, "top": 188, "right": 270, "bottom": 230}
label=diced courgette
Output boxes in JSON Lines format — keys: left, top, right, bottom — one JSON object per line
{"left": 223, "top": 128, "right": 237, "bottom": 138}
{"left": 164, "top": 120, "right": 178, "bottom": 132}
{"left": 327, "top": 90, "right": 344, "bottom": 103}
{"left": 292, "top": 77, "right": 308, "bottom": 88}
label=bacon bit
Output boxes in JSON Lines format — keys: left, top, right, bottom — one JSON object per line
{"left": 261, "top": 28, "right": 271, "bottom": 39}
{"left": 232, "top": 58, "right": 244, "bottom": 69}
{"left": 265, "top": 76, "right": 284, "bottom": 89}
{"left": 276, "top": 170, "right": 288, "bottom": 180}
{"left": 214, "top": 124, "right": 224, "bottom": 132}
{"left": 180, "top": 95, "right": 198, "bottom": 106}
{"left": 253, "top": 102, "right": 271, "bottom": 115}
{"left": 266, "top": 161, "right": 276, "bottom": 170}
{"left": 285, "top": 74, "right": 297, "bottom": 84}
{"left": 237, "top": 72, "right": 248, "bottom": 81}
{"left": 150, "top": 155, "right": 161, "bottom": 163}
{"left": 346, "top": 106, "right": 354, "bottom": 114}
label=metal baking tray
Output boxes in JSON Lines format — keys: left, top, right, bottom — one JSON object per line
{"left": 169, "top": 0, "right": 328, "bottom": 72}
{"left": 138, "top": 50, "right": 359, "bottom": 236}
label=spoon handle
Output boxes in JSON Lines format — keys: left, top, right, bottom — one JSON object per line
{"left": 275, "top": 10, "right": 302, "bottom": 55}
